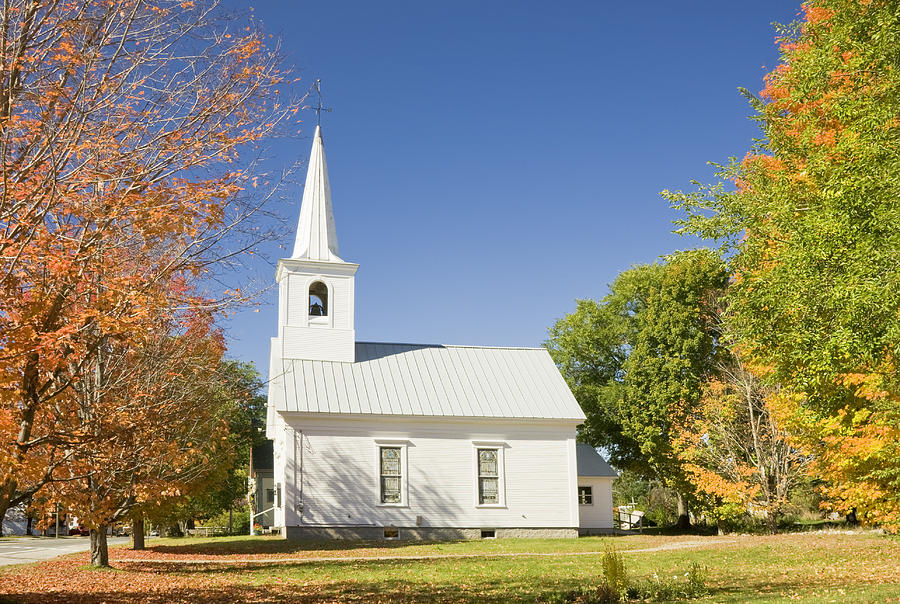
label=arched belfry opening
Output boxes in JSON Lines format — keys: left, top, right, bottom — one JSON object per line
{"left": 309, "top": 281, "right": 328, "bottom": 317}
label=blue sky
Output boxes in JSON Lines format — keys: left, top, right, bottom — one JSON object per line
{"left": 221, "top": 0, "right": 802, "bottom": 375}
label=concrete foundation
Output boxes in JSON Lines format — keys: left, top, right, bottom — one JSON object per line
{"left": 282, "top": 525, "right": 578, "bottom": 541}
{"left": 578, "top": 527, "right": 617, "bottom": 536}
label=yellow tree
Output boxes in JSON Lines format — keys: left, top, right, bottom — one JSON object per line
{"left": 674, "top": 356, "right": 809, "bottom": 533}
{"left": 665, "top": 0, "right": 900, "bottom": 528}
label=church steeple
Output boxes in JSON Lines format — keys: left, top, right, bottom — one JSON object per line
{"left": 292, "top": 125, "right": 342, "bottom": 262}
{"left": 274, "top": 122, "right": 358, "bottom": 364}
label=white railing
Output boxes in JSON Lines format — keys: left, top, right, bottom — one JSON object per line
{"left": 614, "top": 507, "right": 645, "bottom": 532}
{"left": 250, "top": 506, "right": 275, "bottom": 535}
{"left": 188, "top": 526, "right": 228, "bottom": 537}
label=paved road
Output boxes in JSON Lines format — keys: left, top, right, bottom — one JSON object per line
{"left": 0, "top": 536, "right": 130, "bottom": 566}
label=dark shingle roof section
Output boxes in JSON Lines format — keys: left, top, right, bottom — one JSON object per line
{"left": 576, "top": 442, "right": 617, "bottom": 477}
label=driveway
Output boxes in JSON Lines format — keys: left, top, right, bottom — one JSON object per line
{"left": 0, "top": 536, "right": 131, "bottom": 566}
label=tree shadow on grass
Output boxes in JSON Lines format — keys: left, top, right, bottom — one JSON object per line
{"left": 115, "top": 556, "right": 497, "bottom": 574}
{"left": 637, "top": 524, "right": 718, "bottom": 537}
{"left": 126, "top": 537, "right": 468, "bottom": 557}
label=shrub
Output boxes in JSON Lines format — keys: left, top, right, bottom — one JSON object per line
{"left": 551, "top": 554, "right": 708, "bottom": 603}
{"left": 600, "top": 547, "right": 627, "bottom": 598}
{"left": 202, "top": 506, "right": 251, "bottom": 536}
{"left": 612, "top": 473, "right": 679, "bottom": 527}
{"left": 629, "top": 561, "right": 708, "bottom": 600}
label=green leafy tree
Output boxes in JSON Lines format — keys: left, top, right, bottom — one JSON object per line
{"left": 664, "top": 0, "right": 900, "bottom": 528}
{"left": 130, "top": 360, "right": 266, "bottom": 548}
{"left": 548, "top": 250, "right": 727, "bottom": 527}
{"left": 192, "top": 361, "right": 267, "bottom": 515}
{"left": 621, "top": 249, "right": 729, "bottom": 527}
{"left": 546, "top": 264, "right": 664, "bottom": 472}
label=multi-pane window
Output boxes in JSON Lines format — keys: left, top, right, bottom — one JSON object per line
{"left": 380, "top": 447, "right": 402, "bottom": 504}
{"left": 477, "top": 448, "right": 500, "bottom": 505}
{"left": 578, "top": 486, "right": 593, "bottom": 505}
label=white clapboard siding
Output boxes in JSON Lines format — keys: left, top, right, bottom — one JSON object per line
{"left": 279, "top": 415, "right": 579, "bottom": 529}
{"left": 577, "top": 477, "right": 615, "bottom": 529}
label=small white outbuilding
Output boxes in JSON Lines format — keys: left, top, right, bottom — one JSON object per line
{"left": 575, "top": 442, "right": 618, "bottom": 534}
{"left": 263, "top": 126, "right": 593, "bottom": 540}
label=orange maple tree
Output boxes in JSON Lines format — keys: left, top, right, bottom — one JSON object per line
{"left": 673, "top": 356, "right": 808, "bottom": 533}
{"left": 0, "top": 0, "right": 295, "bottom": 560}
{"left": 32, "top": 310, "right": 237, "bottom": 565}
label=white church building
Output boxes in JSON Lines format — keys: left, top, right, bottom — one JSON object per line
{"left": 264, "top": 126, "right": 614, "bottom": 539}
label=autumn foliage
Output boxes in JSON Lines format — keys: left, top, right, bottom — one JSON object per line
{"left": 666, "top": 0, "right": 900, "bottom": 530}
{"left": 0, "top": 0, "right": 293, "bottom": 563}
{"left": 673, "top": 358, "right": 808, "bottom": 532}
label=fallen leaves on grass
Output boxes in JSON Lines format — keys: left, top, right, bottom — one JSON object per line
{"left": 1, "top": 532, "right": 899, "bottom": 603}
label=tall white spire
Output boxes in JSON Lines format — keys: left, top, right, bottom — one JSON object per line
{"left": 292, "top": 125, "right": 342, "bottom": 261}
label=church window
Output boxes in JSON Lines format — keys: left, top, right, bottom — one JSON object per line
{"left": 578, "top": 486, "right": 593, "bottom": 505}
{"left": 309, "top": 281, "right": 328, "bottom": 317}
{"left": 380, "top": 447, "right": 402, "bottom": 504}
{"left": 477, "top": 448, "right": 500, "bottom": 505}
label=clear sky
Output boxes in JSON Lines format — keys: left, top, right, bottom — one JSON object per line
{"left": 220, "top": 0, "right": 802, "bottom": 375}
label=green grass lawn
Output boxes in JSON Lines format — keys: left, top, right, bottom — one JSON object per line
{"left": 115, "top": 532, "right": 710, "bottom": 558}
{"left": 1, "top": 531, "right": 898, "bottom": 602}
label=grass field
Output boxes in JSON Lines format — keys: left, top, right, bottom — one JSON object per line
{"left": 1, "top": 531, "right": 898, "bottom": 602}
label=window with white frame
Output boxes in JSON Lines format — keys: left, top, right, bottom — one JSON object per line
{"left": 477, "top": 448, "right": 500, "bottom": 505}
{"left": 379, "top": 447, "right": 402, "bottom": 504}
{"left": 578, "top": 486, "right": 593, "bottom": 505}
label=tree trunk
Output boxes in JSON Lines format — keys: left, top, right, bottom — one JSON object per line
{"left": 676, "top": 493, "right": 691, "bottom": 530}
{"left": 26, "top": 515, "right": 33, "bottom": 536}
{"left": 90, "top": 527, "right": 109, "bottom": 567}
{"left": 132, "top": 514, "right": 145, "bottom": 550}
{"left": 228, "top": 507, "right": 233, "bottom": 535}
{"left": 0, "top": 500, "right": 9, "bottom": 538}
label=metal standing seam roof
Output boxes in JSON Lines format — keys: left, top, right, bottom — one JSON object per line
{"left": 270, "top": 342, "right": 587, "bottom": 421}
{"left": 575, "top": 442, "right": 618, "bottom": 477}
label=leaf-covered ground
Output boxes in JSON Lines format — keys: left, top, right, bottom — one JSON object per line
{"left": 1, "top": 531, "right": 898, "bottom": 603}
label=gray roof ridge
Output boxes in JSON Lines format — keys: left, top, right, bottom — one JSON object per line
{"left": 356, "top": 341, "right": 545, "bottom": 351}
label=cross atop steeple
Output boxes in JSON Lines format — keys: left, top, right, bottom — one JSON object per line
{"left": 312, "top": 79, "right": 332, "bottom": 126}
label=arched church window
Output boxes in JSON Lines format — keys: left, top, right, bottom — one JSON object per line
{"left": 309, "top": 281, "right": 328, "bottom": 317}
